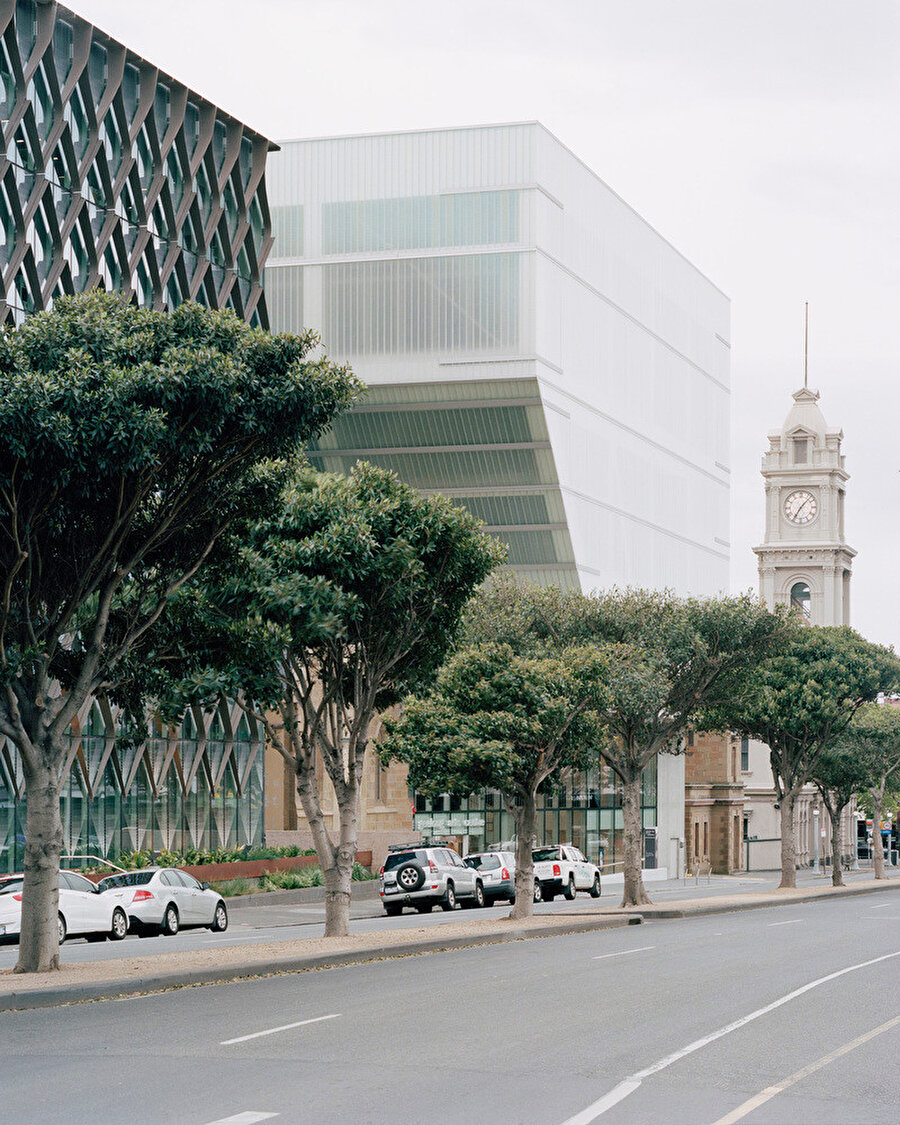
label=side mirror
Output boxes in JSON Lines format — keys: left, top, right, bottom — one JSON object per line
{"left": 201, "top": 881, "right": 210, "bottom": 891}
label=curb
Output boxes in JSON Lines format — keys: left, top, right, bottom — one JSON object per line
{"left": 0, "top": 913, "right": 641, "bottom": 1013}
{"left": 635, "top": 877, "right": 900, "bottom": 920}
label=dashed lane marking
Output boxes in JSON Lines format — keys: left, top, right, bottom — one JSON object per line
{"left": 592, "top": 946, "right": 655, "bottom": 960}
{"left": 221, "top": 1013, "right": 341, "bottom": 1045}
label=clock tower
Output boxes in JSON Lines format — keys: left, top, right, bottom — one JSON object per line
{"left": 753, "top": 387, "right": 855, "bottom": 625}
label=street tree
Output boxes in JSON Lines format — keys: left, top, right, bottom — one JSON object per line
{"left": 381, "top": 641, "right": 613, "bottom": 919}
{"left": 705, "top": 629, "right": 900, "bottom": 889}
{"left": 838, "top": 702, "right": 900, "bottom": 879}
{"left": 467, "top": 580, "right": 790, "bottom": 907}
{"left": 166, "top": 462, "right": 504, "bottom": 936}
{"left": 810, "top": 743, "right": 867, "bottom": 887}
{"left": 0, "top": 292, "right": 359, "bottom": 972}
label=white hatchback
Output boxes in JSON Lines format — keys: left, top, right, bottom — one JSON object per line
{"left": 0, "top": 870, "right": 129, "bottom": 944}
{"left": 97, "top": 867, "right": 228, "bottom": 936}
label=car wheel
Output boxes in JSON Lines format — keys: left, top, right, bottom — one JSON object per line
{"left": 109, "top": 908, "right": 128, "bottom": 941}
{"left": 384, "top": 903, "right": 403, "bottom": 916}
{"left": 564, "top": 875, "right": 576, "bottom": 901}
{"left": 533, "top": 881, "right": 542, "bottom": 903}
{"left": 210, "top": 901, "right": 228, "bottom": 932}
{"left": 590, "top": 874, "right": 601, "bottom": 898}
{"left": 58, "top": 914, "right": 66, "bottom": 944}
{"left": 473, "top": 882, "right": 485, "bottom": 908}
{"left": 441, "top": 883, "right": 456, "bottom": 911}
{"left": 395, "top": 861, "right": 426, "bottom": 893}
{"left": 162, "top": 904, "right": 179, "bottom": 936}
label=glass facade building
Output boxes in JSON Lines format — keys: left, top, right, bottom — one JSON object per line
{"left": 0, "top": 698, "right": 265, "bottom": 874}
{"left": 0, "top": 0, "right": 274, "bottom": 326}
{"left": 265, "top": 123, "right": 732, "bottom": 873}
{"left": 0, "top": 1, "right": 276, "bottom": 871}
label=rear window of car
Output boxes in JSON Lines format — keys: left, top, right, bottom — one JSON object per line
{"left": 97, "top": 871, "right": 155, "bottom": 890}
{"left": 384, "top": 850, "right": 427, "bottom": 872}
{"left": 466, "top": 855, "right": 500, "bottom": 870}
{"left": 532, "top": 846, "right": 562, "bottom": 862}
{"left": 0, "top": 879, "right": 23, "bottom": 895}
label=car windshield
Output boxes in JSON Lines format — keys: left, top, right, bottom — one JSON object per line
{"left": 532, "top": 847, "right": 562, "bottom": 862}
{"left": 466, "top": 855, "right": 500, "bottom": 870}
{"left": 384, "top": 850, "right": 427, "bottom": 871}
{"left": 97, "top": 871, "right": 155, "bottom": 890}
{"left": 0, "top": 879, "right": 23, "bottom": 895}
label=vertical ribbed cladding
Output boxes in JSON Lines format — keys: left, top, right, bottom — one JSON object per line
{"left": 0, "top": 0, "right": 275, "bottom": 328}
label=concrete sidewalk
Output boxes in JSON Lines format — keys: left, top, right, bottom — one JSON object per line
{"left": 1, "top": 873, "right": 898, "bottom": 1013}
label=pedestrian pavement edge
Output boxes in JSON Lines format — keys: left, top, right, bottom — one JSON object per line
{"left": 636, "top": 875, "right": 900, "bottom": 919}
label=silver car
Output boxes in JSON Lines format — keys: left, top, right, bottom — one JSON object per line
{"left": 97, "top": 867, "right": 228, "bottom": 936}
{"left": 380, "top": 844, "right": 485, "bottom": 915}
{"left": 465, "top": 851, "right": 517, "bottom": 905}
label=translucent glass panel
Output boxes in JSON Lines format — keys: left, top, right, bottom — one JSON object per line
{"left": 311, "top": 403, "right": 542, "bottom": 452}
{"left": 321, "top": 190, "right": 519, "bottom": 254}
{"left": 264, "top": 265, "right": 303, "bottom": 335}
{"left": 321, "top": 253, "right": 520, "bottom": 355}
{"left": 307, "top": 378, "right": 577, "bottom": 577}
{"left": 270, "top": 204, "right": 303, "bottom": 257}
{"left": 310, "top": 447, "right": 554, "bottom": 490}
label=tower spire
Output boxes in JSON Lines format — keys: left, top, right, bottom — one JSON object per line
{"left": 803, "top": 301, "right": 808, "bottom": 390}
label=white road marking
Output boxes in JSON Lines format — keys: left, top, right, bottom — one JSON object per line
{"left": 559, "top": 948, "right": 900, "bottom": 1125}
{"left": 221, "top": 1013, "right": 341, "bottom": 1045}
{"left": 203, "top": 1114, "right": 279, "bottom": 1125}
{"left": 712, "top": 1012, "right": 900, "bottom": 1124}
{"left": 767, "top": 919, "right": 802, "bottom": 927}
{"left": 592, "top": 946, "right": 655, "bottom": 960}
{"left": 869, "top": 902, "right": 895, "bottom": 909}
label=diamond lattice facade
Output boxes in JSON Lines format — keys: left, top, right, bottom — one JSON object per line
{"left": 0, "top": 0, "right": 274, "bottom": 327}
{"left": 0, "top": 0, "right": 277, "bottom": 872}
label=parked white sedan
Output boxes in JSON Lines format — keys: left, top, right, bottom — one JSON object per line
{"left": 0, "top": 871, "right": 129, "bottom": 944}
{"left": 97, "top": 867, "right": 228, "bottom": 936}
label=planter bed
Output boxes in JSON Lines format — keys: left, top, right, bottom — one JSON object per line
{"left": 83, "top": 851, "right": 373, "bottom": 883}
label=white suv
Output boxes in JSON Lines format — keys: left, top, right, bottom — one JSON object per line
{"left": 380, "top": 844, "right": 485, "bottom": 915}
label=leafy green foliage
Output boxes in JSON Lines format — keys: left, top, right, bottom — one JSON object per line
{"left": 704, "top": 627, "right": 900, "bottom": 796}
{"left": 383, "top": 641, "right": 610, "bottom": 800}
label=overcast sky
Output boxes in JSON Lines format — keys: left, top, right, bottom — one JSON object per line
{"left": 69, "top": 0, "right": 900, "bottom": 649}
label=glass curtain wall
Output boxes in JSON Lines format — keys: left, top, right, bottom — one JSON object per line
{"left": 0, "top": 701, "right": 265, "bottom": 873}
{"left": 413, "top": 756, "right": 659, "bottom": 872}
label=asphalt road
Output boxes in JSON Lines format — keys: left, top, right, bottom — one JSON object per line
{"left": 0, "top": 868, "right": 883, "bottom": 969}
{"left": 3, "top": 892, "right": 898, "bottom": 1124}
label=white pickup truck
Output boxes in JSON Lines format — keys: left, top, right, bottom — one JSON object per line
{"left": 532, "top": 844, "right": 601, "bottom": 901}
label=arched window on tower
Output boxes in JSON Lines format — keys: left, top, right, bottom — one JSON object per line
{"left": 790, "top": 581, "right": 811, "bottom": 622}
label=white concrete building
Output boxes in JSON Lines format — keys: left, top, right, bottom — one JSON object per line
{"left": 264, "top": 123, "right": 732, "bottom": 876}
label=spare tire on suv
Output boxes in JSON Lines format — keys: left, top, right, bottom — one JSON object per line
{"left": 394, "top": 861, "right": 426, "bottom": 892}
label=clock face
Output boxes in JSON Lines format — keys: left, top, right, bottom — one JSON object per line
{"left": 783, "top": 489, "right": 817, "bottom": 525}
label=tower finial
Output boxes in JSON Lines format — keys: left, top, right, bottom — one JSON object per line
{"left": 803, "top": 301, "right": 808, "bottom": 390}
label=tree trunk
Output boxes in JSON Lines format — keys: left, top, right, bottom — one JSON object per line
{"left": 294, "top": 758, "right": 360, "bottom": 938}
{"left": 16, "top": 758, "right": 63, "bottom": 974}
{"left": 778, "top": 791, "right": 797, "bottom": 889}
{"left": 871, "top": 784, "right": 886, "bottom": 879}
{"left": 322, "top": 785, "right": 359, "bottom": 937}
{"left": 829, "top": 802, "right": 844, "bottom": 888}
{"left": 621, "top": 770, "right": 651, "bottom": 907}
{"left": 509, "top": 791, "right": 537, "bottom": 921}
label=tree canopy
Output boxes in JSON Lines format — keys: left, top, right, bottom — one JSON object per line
{"left": 704, "top": 627, "right": 900, "bottom": 887}
{"left": 0, "top": 292, "right": 360, "bottom": 971}
{"left": 152, "top": 460, "right": 505, "bottom": 935}
{"left": 382, "top": 640, "right": 611, "bottom": 917}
